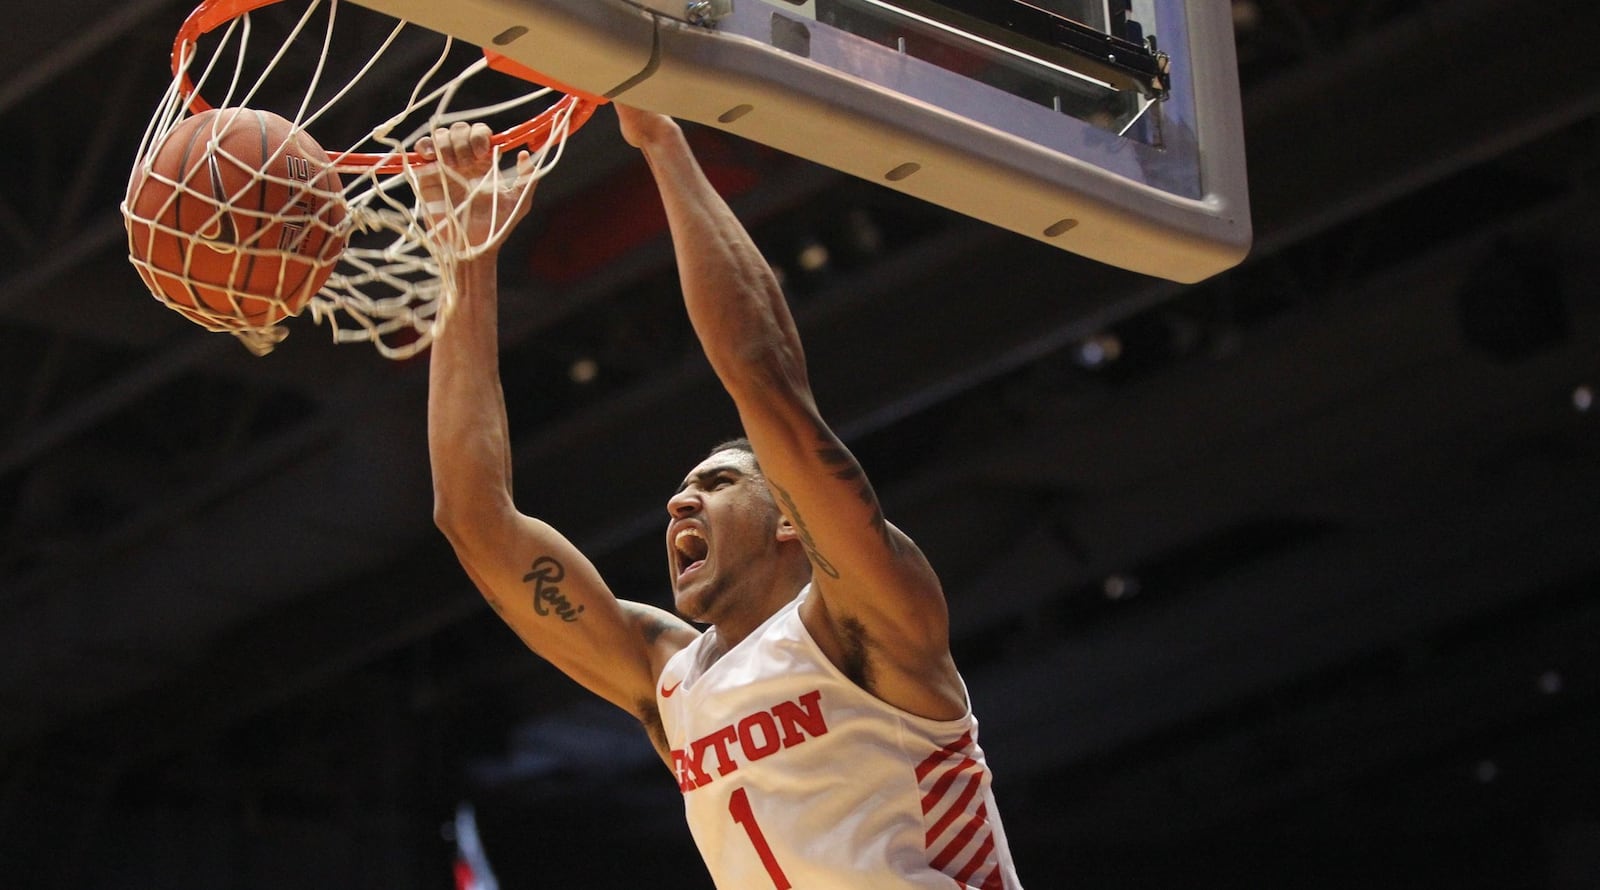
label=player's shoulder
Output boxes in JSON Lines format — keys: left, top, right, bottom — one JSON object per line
{"left": 620, "top": 600, "right": 700, "bottom": 654}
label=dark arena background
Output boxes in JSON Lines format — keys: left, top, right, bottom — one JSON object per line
{"left": 3, "top": 1, "right": 1599, "bottom": 887}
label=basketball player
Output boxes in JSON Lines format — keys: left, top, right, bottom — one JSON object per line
{"left": 422, "top": 108, "right": 1023, "bottom": 890}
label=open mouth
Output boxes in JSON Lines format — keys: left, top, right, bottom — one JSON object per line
{"left": 673, "top": 527, "right": 709, "bottom": 577}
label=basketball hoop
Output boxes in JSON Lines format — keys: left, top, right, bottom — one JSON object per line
{"left": 123, "top": 0, "right": 605, "bottom": 357}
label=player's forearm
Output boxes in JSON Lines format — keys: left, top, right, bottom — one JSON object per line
{"left": 637, "top": 124, "right": 812, "bottom": 405}
{"left": 428, "top": 254, "right": 517, "bottom": 535}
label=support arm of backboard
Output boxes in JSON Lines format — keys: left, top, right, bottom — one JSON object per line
{"left": 355, "top": 0, "right": 1250, "bottom": 283}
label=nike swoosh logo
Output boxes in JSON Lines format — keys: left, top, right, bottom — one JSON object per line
{"left": 660, "top": 679, "right": 682, "bottom": 698}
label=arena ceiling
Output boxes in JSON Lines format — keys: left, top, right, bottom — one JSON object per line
{"left": 2, "top": 0, "right": 1598, "bottom": 887}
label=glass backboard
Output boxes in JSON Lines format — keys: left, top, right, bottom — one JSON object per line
{"left": 356, "top": 0, "right": 1250, "bottom": 282}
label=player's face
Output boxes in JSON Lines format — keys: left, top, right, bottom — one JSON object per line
{"left": 665, "top": 448, "right": 782, "bottom": 622}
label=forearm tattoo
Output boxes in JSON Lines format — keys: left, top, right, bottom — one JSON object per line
{"left": 814, "top": 422, "right": 895, "bottom": 549}
{"left": 770, "top": 479, "right": 841, "bottom": 579}
{"left": 523, "top": 555, "right": 586, "bottom": 622}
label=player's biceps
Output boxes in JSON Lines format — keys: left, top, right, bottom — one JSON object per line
{"left": 511, "top": 549, "right": 599, "bottom": 622}
{"left": 497, "top": 531, "right": 623, "bottom": 626}
{"left": 451, "top": 519, "right": 605, "bottom": 619}
{"left": 479, "top": 554, "right": 657, "bottom": 691}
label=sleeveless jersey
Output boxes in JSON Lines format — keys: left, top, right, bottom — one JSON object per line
{"left": 655, "top": 587, "right": 1023, "bottom": 890}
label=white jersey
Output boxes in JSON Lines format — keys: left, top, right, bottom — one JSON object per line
{"left": 656, "top": 587, "right": 1023, "bottom": 890}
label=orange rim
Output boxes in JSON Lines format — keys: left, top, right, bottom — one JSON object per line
{"left": 171, "top": 0, "right": 606, "bottom": 172}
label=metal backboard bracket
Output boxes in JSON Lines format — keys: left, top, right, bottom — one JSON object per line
{"left": 355, "top": 0, "right": 1251, "bottom": 282}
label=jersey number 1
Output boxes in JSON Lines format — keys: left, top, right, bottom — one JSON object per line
{"left": 728, "top": 787, "right": 792, "bottom": 889}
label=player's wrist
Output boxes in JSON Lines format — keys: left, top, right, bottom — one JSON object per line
{"left": 616, "top": 105, "right": 683, "bottom": 151}
{"left": 452, "top": 249, "right": 500, "bottom": 287}
{"left": 641, "top": 116, "right": 683, "bottom": 144}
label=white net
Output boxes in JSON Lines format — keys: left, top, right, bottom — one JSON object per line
{"left": 122, "top": 0, "right": 596, "bottom": 358}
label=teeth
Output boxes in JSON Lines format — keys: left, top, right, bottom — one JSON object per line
{"left": 674, "top": 528, "right": 707, "bottom": 561}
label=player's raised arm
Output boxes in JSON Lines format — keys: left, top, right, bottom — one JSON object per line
{"left": 616, "top": 107, "right": 965, "bottom": 721}
{"left": 422, "top": 123, "right": 696, "bottom": 755}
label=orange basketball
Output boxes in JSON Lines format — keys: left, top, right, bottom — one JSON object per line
{"left": 125, "top": 107, "right": 347, "bottom": 329}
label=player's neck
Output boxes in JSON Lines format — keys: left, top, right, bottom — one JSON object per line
{"left": 710, "top": 576, "right": 807, "bottom": 652}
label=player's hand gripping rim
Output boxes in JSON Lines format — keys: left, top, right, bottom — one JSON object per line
{"left": 414, "top": 121, "right": 537, "bottom": 258}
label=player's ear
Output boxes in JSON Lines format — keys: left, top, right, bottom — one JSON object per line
{"left": 775, "top": 515, "right": 799, "bottom": 543}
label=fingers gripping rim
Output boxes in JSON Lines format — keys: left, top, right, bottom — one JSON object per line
{"left": 172, "top": 0, "right": 607, "bottom": 170}
{"left": 351, "top": 94, "right": 602, "bottom": 175}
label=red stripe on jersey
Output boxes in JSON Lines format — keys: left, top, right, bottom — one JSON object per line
{"left": 914, "top": 731, "right": 974, "bottom": 781}
{"left": 916, "top": 733, "right": 1005, "bottom": 887}
{"left": 930, "top": 802, "right": 990, "bottom": 871}
{"left": 952, "top": 832, "right": 996, "bottom": 885}
{"left": 925, "top": 771, "right": 984, "bottom": 845}
{"left": 921, "top": 756, "right": 980, "bottom": 815}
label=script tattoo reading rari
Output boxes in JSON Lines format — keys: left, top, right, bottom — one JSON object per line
{"left": 523, "top": 555, "right": 585, "bottom": 622}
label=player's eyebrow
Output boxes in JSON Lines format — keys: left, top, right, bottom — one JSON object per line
{"left": 674, "top": 464, "right": 745, "bottom": 495}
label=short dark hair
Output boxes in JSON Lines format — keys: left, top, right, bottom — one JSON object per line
{"left": 705, "top": 437, "right": 761, "bottom": 474}
{"left": 706, "top": 436, "right": 753, "bottom": 458}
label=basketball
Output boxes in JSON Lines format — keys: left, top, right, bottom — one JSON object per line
{"left": 125, "top": 107, "right": 347, "bottom": 329}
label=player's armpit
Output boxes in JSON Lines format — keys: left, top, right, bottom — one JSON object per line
{"left": 621, "top": 600, "right": 700, "bottom": 652}
{"left": 618, "top": 600, "right": 699, "bottom": 767}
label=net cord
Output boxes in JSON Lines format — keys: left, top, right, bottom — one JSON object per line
{"left": 125, "top": 0, "right": 601, "bottom": 358}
